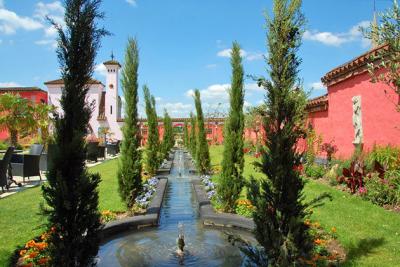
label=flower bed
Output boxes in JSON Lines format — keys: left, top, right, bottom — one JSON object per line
{"left": 15, "top": 228, "right": 54, "bottom": 267}
{"left": 199, "top": 175, "right": 216, "bottom": 199}
{"left": 132, "top": 177, "right": 159, "bottom": 214}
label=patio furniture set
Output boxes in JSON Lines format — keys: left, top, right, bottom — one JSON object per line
{"left": 0, "top": 141, "right": 121, "bottom": 192}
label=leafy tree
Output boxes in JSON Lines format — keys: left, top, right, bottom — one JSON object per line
{"left": 245, "top": 105, "right": 265, "bottom": 152}
{"left": 363, "top": 0, "right": 400, "bottom": 108}
{"left": 143, "top": 85, "right": 160, "bottom": 176}
{"left": 0, "top": 93, "right": 35, "bottom": 146}
{"left": 183, "top": 120, "right": 189, "bottom": 148}
{"left": 118, "top": 38, "right": 142, "bottom": 208}
{"left": 217, "top": 42, "right": 245, "bottom": 212}
{"left": 33, "top": 102, "right": 55, "bottom": 147}
{"left": 189, "top": 112, "right": 197, "bottom": 159}
{"left": 41, "top": 0, "right": 108, "bottom": 265}
{"left": 245, "top": 0, "right": 328, "bottom": 265}
{"left": 161, "top": 109, "right": 174, "bottom": 157}
{"left": 194, "top": 90, "right": 210, "bottom": 174}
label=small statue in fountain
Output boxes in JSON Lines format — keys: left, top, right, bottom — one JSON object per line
{"left": 176, "top": 223, "right": 185, "bottom": 257}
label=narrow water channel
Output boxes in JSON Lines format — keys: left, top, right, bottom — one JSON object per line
{"left": 97, "top": 150, "right": 250, "bottom": 267}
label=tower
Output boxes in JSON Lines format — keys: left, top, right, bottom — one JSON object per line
{"left": 103, "top": 53, "right": 121, "bottom": 122}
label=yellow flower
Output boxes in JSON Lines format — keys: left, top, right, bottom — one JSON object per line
{"left": 331, "top": 227, "right": 337, "bottom": 233}
{"left": 19, "top": 249, "right": 27, "bottom": 256}
{"left": 25, "top": 240, "right": 36, "bottom": 248}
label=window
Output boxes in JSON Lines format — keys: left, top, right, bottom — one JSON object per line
{"left": 110, "top": 105, "right": 113, "bottom": 114}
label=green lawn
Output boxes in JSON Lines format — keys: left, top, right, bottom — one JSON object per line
{"left": 0, "top": 158, "right": 123, "bottom": 266}
{"left": 210, "top": 145, "right": 400, "bottom": 267}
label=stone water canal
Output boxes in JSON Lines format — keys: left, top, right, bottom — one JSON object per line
{"left": 97, "top": 150, "right": 253, "bottom": 267}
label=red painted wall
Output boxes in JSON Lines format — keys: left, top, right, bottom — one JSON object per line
{"left": 310, "top": 71, "right": 400, "bottom": 158}
{"left": 0, "top": 90, "right": 48, "bottom": 141}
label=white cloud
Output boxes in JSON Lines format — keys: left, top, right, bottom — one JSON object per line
{"left": 187, "top": 84, "right": 231, "bottom": 101}
{"left": 35, "top": 39, "right": 57, "bottom": 48}
{"left": 309, "top": 81, "right": 326, "bottom": 91}
{"left": 206, "top": 64, "right": 217, "bottom": 69}
{"left": 0, "top": 8, "right": 43, "bottom": 34}
{"left": 304, "top": 21, "right": 371, "bottom": 47}
{"left": 95, "top": 64, "right": 107, "bottom": 77}
{"left": 126, "top": 0, "right": 137, "bottom": 6}
{"left": 0, "top": 81, "right": 22, "bottom": 87}
{"left": 217, "top": 48, "right": 265, "bottom": 61}
{"left": 245, "top": 83, "right": 263, "bottom": 92}
{"left": 160, "top": 102, "right": 193, "bottom": 117}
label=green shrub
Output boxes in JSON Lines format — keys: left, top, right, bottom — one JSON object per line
{"left": 366, "top": 145, "right": 400, "bottom": 171}
{"left": 332, "top": 159, "right": 351, "bottom": 178}
{"left": 324, "top": 164, "right": 339, "bottom": 186}
{"left": 305, "top": 164, "right": 326, "bottom": 179}
{"left": 0, "top": 141, "right": 8, "bottom": 150}
{"left": 363, "top": 172, "right": 400, "bottom": 206}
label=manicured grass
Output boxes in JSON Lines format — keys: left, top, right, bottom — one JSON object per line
{"left": 0, "top": 158, "right": 122, "bottom": 266}
{"left": 210, "top": 145, "right": 400, "bottom": 267}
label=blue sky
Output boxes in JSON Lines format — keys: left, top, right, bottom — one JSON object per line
{"left": 0, "top": 0, "right": 393, "bottom": 117}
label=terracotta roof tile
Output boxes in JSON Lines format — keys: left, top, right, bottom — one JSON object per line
{"left": 103, "top": 60, "right": 121, "bottom": 68}
{"left": 321, "top": 44, "right": 389, "bottom": 87}
{"left": 306, "top": 94, "right": 328, "bottom": 113}
{"left": 0, "top": 87, "right": 46, "bottom": 93}
{"left": 44, "top": 78, "right": 104, "bottom": 86}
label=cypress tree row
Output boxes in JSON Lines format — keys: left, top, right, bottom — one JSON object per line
{"left": 183, "top": 120, "right": 189, "bottom": 148}
{"left": 189, "top": 112, "right": 197, "bottom": 159}
{"left": 41, "top": 0, "right": 107, "bottom": 265}
{"left": 194, "top": 90, "right": 210, "bottom": 174}
{"left": 218, "top": 42, "right": 245, "bottom": 213}
{"left": 117, "top": 38, "right": 142, "bottom": 208}
{"left": 143, "top": 85, "right": 159, "bottom": 176}
{"left": 245, "top": 0, "right": 327, "bottom": 265}
{"left": 161, "top": 109, "right": 174, "bottom": 158}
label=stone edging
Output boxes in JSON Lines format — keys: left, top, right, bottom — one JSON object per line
{"left": 100, "top": 177, "right": 168, "bottom": 241}
{"left": 192, "top": 178, "right": 255, "bottom": 231}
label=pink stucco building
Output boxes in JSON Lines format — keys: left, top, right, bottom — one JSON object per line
{"left": 307, "top": 45, "right": 400, "bottom": 158}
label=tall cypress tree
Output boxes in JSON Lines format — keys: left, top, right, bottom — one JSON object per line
{"left": 245, "top": 1, "right": 328, "bottom": 265}
{"left": 143, "top": 86, "right": 159, "bottom": 176}
{"left": 189, "top": 112, "right": 197, "bottom": 159}
{"left": 194, "top": 90, "right": 210, "bottom": 174}
{"left": 117, "top": 38, "right": 142, "bottom": 208}
{"left": 161, "top": 109, "right": 174, "bottom": 158}
{"left": 218, "top": 42, "right": 245, "bottom": 212}
{"left": 41, "top": 0, "right": 107, "bottom": 265}
{"left": 183, "top": 120, "right": 189, "bottom": 148}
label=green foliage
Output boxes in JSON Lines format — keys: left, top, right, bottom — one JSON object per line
{"left": 0, "top": 141, "right": 8, "bottom": 150}
{"left": 143, "top": 85, "right": 160, "bottom": 176}
{"left": 194, "top": 90, "right": 210, "bottom": 174}
{"left": 363, "top": 171, "right": 400, "bottom": 206}
{"left": 118, "top": 38, "right": 142, "bottom": 208}
{"left": 0, "top": 93, "right": 35, "bottom": 146}
{"left": 217, "top": 42, "right": 245, "bottom": 212}
{"left": 305, "top": 126, "right": 322, "bottom": 167}
{"left": 305, "top": 164, "right": 326, "bottom": 179}
{"left": 161, "top": 109, "right": 174, "bottom": 158}
{"left": 365, "top": 145, "right": 400, "bottom": 171}
{"left": 183, "top": 120, "right": 189, "bottom": 148}
{"left": 41, "top": 0, "right": 108, "bottom": 265}
{"left": 245, "top": 1, "right": 329, "bottom": 265}
{"left": 363, "top": 0, "right": 400, "bottom": 102}
{"left": 189, "top": 112, "right": 197, "bottom": 159}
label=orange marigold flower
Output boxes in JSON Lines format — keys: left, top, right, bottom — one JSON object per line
{"left": 304, "top": 219, "right": 311, "bottom": 226}
{"left": 314, "top": 239, "right": 323, "bottom": 245}
{"left": 29, "top": 251, "right": 39, "bottom": 258}
{"left": 38, "top": 257, "right": 49, "bottom": 265}
{"left": 19, "top": 249, "right": 27, "bottom": 256}
{"left": 331, "top": 227, "right": 337, "bottom": 233}
{"left": 25, "top": 240, "right": 36, "bottom": 248}
{"left": 313, "top": 222, "right": 321, "bottom": 228}
{"left": 35, "top": 242, "right": 48, "bottom": 250}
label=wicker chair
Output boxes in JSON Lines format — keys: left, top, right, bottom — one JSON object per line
{"left": 0, "top": 147, "right": 14, "bottom": 192}
{"left": 10, "top": 144, "right": 44, "bottom": 183}
{"left": 87, "top": 142, "right": 100, "bottom": 162}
